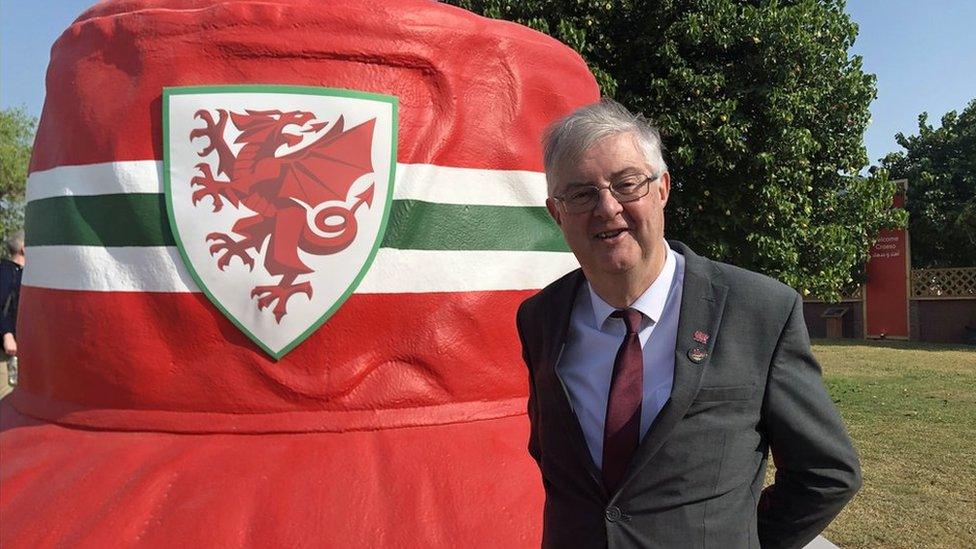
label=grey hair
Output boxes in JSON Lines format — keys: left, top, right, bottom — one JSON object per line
{"left": 542, "top": 99, "right": 668, "bottom": 195}
{"left": 4, "top": 231, "right": 24, "bottom": 256}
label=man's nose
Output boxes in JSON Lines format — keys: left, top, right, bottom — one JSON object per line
{"left": 592, "top": 187, "right": 623, "bottom": 218}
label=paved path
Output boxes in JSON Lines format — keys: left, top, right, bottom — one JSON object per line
{"left": 806, "top": 536, "right": 839, "bottom": 548}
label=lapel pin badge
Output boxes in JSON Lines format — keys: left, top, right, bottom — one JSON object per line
{"left": 687, "top": 347, "right": 708, "bottom": 364}
{"left": 693, "top": 330, "right": 709, "bottom": 344}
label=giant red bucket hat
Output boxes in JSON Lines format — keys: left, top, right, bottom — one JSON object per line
{"left": 0, "top": 1, "right": 598, "bottom": 546}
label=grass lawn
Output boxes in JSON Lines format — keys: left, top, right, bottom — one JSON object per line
{"left": 805, "top": 340, "right": 976, "bottom": 548}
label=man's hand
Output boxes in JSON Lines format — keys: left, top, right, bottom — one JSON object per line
{"left": 3, "top": 333, "right": 16, "bottom": 357}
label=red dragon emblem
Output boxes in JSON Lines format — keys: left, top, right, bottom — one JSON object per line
{"left": 188, "top": 108, "right": 376, "bottom": 322}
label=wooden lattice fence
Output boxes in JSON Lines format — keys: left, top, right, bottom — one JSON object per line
{"left": 911, "top": 267, "right": 976, "bottom": 299}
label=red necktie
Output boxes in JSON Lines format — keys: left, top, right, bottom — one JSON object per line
{"left": 602, "top": 308, "right": 643, "bottom": 493}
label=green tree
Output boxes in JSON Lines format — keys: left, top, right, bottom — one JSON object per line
{"left": 880, "top": 99, "right": 976, "bottom": 268}
{"left": 1, "top": 106, "right": 37, "bottom": 238}
{"left": 449, "top": 0, "right": 904, "bottom": 300}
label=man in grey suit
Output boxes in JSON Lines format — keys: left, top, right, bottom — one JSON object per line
{"left": 516, "top": 100, "right": 861, "bottom": 548}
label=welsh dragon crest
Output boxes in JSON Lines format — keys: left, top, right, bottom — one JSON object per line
{"left": 189, "top": 107, "right": 375, "bottom": 322}
{"left": 164, "top": 86, "right": 397, "bottom": 358}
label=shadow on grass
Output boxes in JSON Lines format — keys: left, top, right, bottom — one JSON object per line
{"left": 811, "top": 338, "right": 975, "bottom": 353}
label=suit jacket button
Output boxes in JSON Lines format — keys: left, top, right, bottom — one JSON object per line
{"left": 605, "top": 506, "right": 622, "bottom": 523}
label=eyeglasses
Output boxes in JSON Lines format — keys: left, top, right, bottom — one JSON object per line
{"left": 552, "top": 174, "right": 659, "bottom": 214}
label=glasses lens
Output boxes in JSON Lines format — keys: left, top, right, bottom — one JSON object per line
{"left": 612, "top": 177, "right": 652, "bottom": 201}
{"left": 563, "top": 188, "right": 597, "bottom": 212}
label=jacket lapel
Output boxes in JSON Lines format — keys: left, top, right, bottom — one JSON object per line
{"left": 616, "top": 242, "right": 728, "bottom": 493}
{"left": 542, "top": 270, "right": 607, "bottom": 492}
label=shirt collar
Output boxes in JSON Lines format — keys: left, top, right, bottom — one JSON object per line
{"left": 588, "top": 242, "right": 677, "bottom": 330}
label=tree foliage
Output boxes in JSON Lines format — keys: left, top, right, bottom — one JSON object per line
{"left": 1, "top": 107, "right": 36, "bottom": 238}
{"left": 448, "top": 0, "right": 904, "bottom": 299}
{"left": 880, "top": 99, "right": 976, "bottom": 268}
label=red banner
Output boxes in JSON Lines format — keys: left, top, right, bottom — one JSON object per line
{"left": 864, "top": 180, "right": 909, "bottom": 338}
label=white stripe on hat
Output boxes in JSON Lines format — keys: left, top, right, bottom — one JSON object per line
{"left": 23, "top": 246, "right": 578, "bottom": 294}
{"left": 26, "top": 161, "right": 550, "bottom": 207}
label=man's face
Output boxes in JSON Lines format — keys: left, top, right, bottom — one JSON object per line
{"left": 546, "top": 132, "right": 670, "bottom": 281}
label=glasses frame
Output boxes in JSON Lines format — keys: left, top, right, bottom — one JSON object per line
{"left": 552, "top": 173, "right": 660, "bottom": 214}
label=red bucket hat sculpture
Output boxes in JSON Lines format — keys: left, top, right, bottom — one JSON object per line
{"left": 0, "top": 0, "right": 598, "bottom": 546}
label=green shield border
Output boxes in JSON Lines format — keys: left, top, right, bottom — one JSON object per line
{"left": 162, "top": 84, "right": 398, "bottom": 360}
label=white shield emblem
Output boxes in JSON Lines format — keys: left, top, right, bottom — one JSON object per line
{"left": 163, "top": 85, "right": 397, "bottom": 359}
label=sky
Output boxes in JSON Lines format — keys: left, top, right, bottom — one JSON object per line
{"left": 2, "top": 0, "right": 975, "bottom": 168}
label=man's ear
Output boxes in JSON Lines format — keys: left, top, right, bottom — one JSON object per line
{"left": 546, "top": 197, "right": 562, "bottom": 226}
{"left": 658, "top": 171, "right": 671, "bottom": 208}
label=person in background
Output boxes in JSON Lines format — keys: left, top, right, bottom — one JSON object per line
{"left": 1, "top": 231, "right": 25, "bottom": 398}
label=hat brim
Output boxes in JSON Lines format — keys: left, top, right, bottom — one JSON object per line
{"left": 0, "top": 396, "right": 543, "bottom": 547}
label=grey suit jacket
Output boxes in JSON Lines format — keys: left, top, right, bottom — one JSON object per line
{"left": 516, "top": 241, "right": 861, "bottom": 549}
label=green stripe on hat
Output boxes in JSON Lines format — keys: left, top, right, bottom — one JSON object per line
{"left": 26, "top": 194, "right": 568, "bottom": 252}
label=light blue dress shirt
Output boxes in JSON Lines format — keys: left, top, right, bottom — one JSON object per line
{"left": 556, "top": 244, "right": 686, "bottom": 470}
